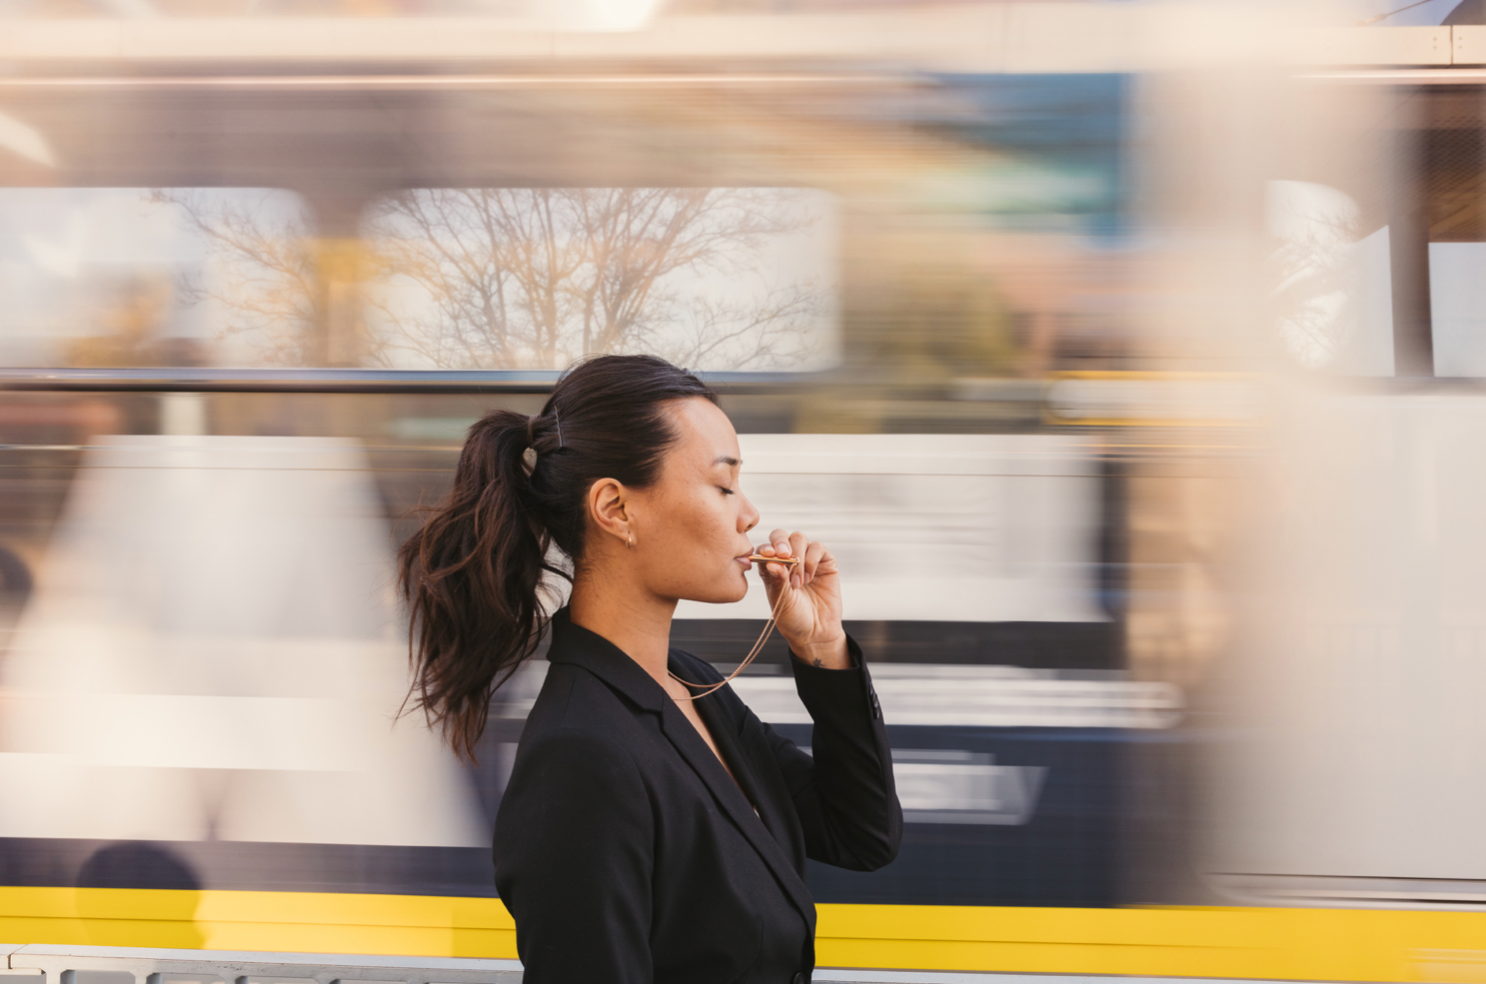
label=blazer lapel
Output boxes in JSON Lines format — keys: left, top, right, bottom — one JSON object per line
{"left": 690, "top": 683, "right": 794, "bottom": 852}
{"left": 544, "top": 610, "right": 816, "bottom": 933}
{"left": 664, "top": 659, "right": 817, "bottom": 933}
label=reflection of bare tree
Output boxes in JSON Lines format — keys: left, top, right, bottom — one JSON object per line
{"left": 365, "top": 188, "right": 825, "bottom": 370}
{"left": 156, "top": 187, "right": 826, "bottom": 370}
{"left": 149, "top": 189, "right": 320, "bottom": 366}
{"left": 1268, "top": 205, "right": 1360, "bottom": 368}
{"left": 668, "top": 288, "right": 825, "bottom": 369}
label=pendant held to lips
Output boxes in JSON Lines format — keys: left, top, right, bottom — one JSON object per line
{"left": 746, "top": 555, "right": 799, "bottom": 566}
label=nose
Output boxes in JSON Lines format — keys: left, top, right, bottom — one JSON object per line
{"left": 738, "top": 490, "right": 761, "bottom": 533}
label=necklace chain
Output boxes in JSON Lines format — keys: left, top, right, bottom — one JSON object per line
{"left": 668, "top": 573, "right": 791, "bottom": 701}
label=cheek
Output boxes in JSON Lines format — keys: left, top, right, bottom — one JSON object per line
{"left": 645, "top": 492, "right": 747, "bottom": 603}
{"left": 665, "top": 492, "right": 738, "bottom": 558}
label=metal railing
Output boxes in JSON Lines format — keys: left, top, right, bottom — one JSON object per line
{"left": 0, "top": 945, "right": 523, "bottom": 984}
{"left": 0, "top": 943, "right": 1114, "bottom": 984}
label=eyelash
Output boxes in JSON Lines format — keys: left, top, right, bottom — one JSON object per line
{"left": 720, "top": 487, "right": 735, "bottom": 496}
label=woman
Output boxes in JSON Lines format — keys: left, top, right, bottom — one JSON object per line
{"left": 399, "top": 355, "right": 901, "bottom": 984}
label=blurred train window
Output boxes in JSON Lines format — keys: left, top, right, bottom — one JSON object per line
{"left": 674, "top": 433, "right": 1104, "bottom": 624}
{"left": 360, "top": 188, "right": 839, "bottom": 372}
{"left": 1266, "top": 180, "right": 1394, "bottom": 376}
{"left": 0, "top": 188, "right": 314, "bottom": 369}
{"left": 1429, "top": 243, "right": 1486, "bottom": 377}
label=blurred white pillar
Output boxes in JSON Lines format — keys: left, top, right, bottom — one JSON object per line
{"left": 0, "top": 436, "right": 484, "bottom": 848}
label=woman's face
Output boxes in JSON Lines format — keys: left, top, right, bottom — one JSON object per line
{"left": 628, "top": 397, "right": 761, "bottom": 606}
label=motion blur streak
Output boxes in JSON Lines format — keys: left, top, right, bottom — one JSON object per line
{"left": 5, "top": 0, "right": 1486, "bottom": 978}
{"left": 0, "top": 437, "right": 485, "bottom": 847}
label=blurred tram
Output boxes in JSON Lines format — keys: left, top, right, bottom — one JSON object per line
{"left": 4, "top": 5, "right": 1486, "bottom": 982}
{"left": 0, "top": 15, "right": 1194, "bottom": 965}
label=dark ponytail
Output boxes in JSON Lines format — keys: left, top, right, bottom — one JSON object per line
{"left": 398, "top": 354, "right": 717, "bottom": 759}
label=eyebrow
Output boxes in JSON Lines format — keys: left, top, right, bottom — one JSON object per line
{"left": 713, "top": 455, "right": 740, "bottom": 467}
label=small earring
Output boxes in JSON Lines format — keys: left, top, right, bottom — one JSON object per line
{"left": 626, "top": 533, "right": 634, "bottom": 549}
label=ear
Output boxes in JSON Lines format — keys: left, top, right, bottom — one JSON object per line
{"left": 586, "top": 477, "right": 632, "bottom": 547}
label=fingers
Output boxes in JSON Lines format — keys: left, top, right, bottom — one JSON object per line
{"left": 759, "top": 529, "right": 829, "bottom": 588}
{"left": 757, "top": 529, "right": 791, "bottom": 583}
{"left": 788, "top": 531, "right": 809, "bottom": 587}
{"left": 802, "top": 539, "right": 827, "bottom": 586}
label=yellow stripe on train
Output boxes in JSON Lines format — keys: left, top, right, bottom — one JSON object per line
{"left": 5, "top": 888, "right": 1486, "bottom": 981}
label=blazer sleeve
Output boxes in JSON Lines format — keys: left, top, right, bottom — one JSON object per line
{"left": 765, "top": 634, "right": 902, "bottom": 871}
{"left": 493, "top": 728, "right": 653, "bottom": 984}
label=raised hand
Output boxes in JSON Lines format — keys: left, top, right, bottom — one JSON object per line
{"left": 755, "top": 529, "right": 850, "bottom": 669}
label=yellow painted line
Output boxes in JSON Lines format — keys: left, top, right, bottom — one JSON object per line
{"left": 0, "top": 888, "right": 515, "bottom": 959}
{"left": 818, "top": 904, "right": 1486, "bottom": 981}
{"left": 4, "top": 888, "right": 1486, "bottom": 981}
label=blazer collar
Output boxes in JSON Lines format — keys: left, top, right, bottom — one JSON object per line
{"left": 544, "top": 607, "right": 667, "bottom": 713}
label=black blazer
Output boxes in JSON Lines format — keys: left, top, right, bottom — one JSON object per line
{"left": 493, "top": 609, "right": 902, "bottom": 984}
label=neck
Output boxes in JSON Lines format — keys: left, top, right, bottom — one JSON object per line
{"left": 568, "top": 572, "right": 677, "bottom": 688}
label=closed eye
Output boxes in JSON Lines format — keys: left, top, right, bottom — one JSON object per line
{"left": 719, "top": 487, "right": 735, "bottom": 495}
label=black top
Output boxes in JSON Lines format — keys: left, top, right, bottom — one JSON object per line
{"left": 493, "top": 609, "right": 902, "bottom": 984}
